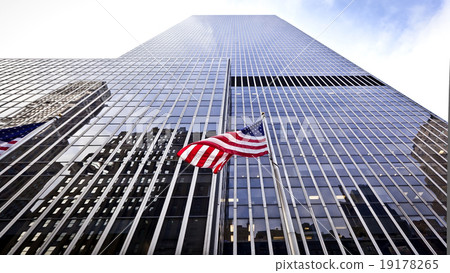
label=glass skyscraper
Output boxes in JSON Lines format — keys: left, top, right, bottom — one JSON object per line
{"left": 0, "top": 15, "right": 447, "bottom": 255}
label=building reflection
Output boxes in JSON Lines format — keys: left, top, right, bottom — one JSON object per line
{"left": 0, "top": 81, "right": 110, "bottom": 254}
{"left": 412, "top": 115, "right": 447, "bottom": 213}
{"left": 0, "top": 81, "right": 107, "bottom": 128}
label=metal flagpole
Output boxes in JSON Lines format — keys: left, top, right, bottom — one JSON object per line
{"left": 261, "top": 112, "right": 300, "bottom": 255}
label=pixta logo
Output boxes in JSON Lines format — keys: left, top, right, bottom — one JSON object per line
{"left": 122, "top": 108, "right": 171, "bottom": 143}
{"left": 239, "top": 115, "right": 325, "bottom": 143}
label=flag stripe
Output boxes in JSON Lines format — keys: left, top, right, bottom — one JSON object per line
{"left": 0, "top": 139, "right": 21, "bottom": 154}
{"left": 178, "top": 144, "right": 196, "bottom": 162}
{"left": 213, "top": 152, "right": 229, "bottom": 173}
{"left": 201, "top": 139, "right": 268, "bottom": 157}
{"left": 214, "top": 154, "right": 233, "bottom": 174}
{"left": 186, "top": 144, "right": 203, "bottom": 163}
{"left": 191, "top": 145, "right": 212, "bottom": 167}
{"left": 208, "top": 150, "right": 225, "bottom": 171}
{"left": 196, "top": 146, "right": 216, "bottom": 168}
{"left": 177, "top": 120, "right": 268, "bottom": 173}
{"left": 213, "top": 134, "right": 267, "bottom": 148}
{"left": 202, "top": 148, "right": 220, "bottom": 168}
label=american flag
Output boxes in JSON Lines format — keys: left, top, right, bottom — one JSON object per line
{"left": 0, "top": 123, "right": 44, "bottom": 156}
{"left": 177, "top": 120, "right": 268, "bottom": 173}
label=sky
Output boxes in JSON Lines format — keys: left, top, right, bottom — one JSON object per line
{"left": 0, "top": 0, "right": 448, "bottom": 120}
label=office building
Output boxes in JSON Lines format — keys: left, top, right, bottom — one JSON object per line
{"left": 0, "top": 15, "right": 447, "bottom": 255}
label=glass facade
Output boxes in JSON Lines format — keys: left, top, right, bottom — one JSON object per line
{"left": 0, "top": 15, "right": 447, "bottom": 255}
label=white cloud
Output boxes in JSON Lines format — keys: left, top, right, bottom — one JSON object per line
{"left": 374, "top": 1, "right": 449, "bottom": 120}
{"left": 317, "top": 0, "right": 449, "bottom": 120}
{"left": 0, "top": 0, "right": 447, "bottom": 119}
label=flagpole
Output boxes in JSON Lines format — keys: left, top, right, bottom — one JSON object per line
{"left": 261, "top": 112, "right": 300, "bottom": 255}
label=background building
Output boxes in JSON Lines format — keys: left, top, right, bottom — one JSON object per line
{"left": 0, "top": 15, "right": 447, "bottom": 255}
